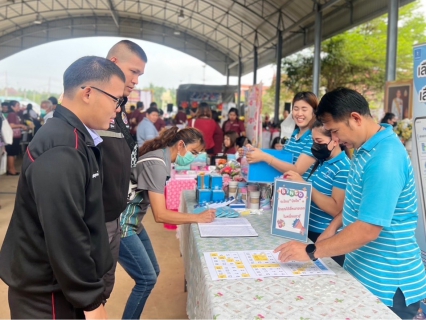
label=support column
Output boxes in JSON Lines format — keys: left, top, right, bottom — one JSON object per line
{"left": 253, "top": 31, "right": 259, "bottom": 85}
{"left": 313, "top": 3, "right": 322, "bottom": 96}
{"left": 237, "top": 45, "right": 242, "bottom": 107}
{"left": 237, "top": 58, "right": 242, "bottom": 107}
{"left": 253, "top": 45, "right": 258, "bottom": 85}
{"left": 386, "top": 0, "right": 399, "bottom": 81}
{"left": 274, "top": 29, "right": 283, "bottom": 127}
{"left": 226, "top": 65, "right": 230, "bottom": 85}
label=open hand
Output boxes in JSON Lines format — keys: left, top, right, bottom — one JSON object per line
{"left": 274, "top": 241, "right": 310, "bottom": 262}
{"left": 283, "top": 170, "right": 304, "bottom": 183}
{"left": 245, "top": 145, "right": 265, "bottom": 164}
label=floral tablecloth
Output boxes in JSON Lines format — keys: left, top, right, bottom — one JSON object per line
{"left": 178, "top": 191, "right": 399, "bottom": 320}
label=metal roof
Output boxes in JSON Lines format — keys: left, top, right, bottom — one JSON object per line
{"left": 0, "top": 0, "right": 413, "bottom": 76}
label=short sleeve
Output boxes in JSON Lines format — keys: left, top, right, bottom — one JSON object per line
{"left": 357, "top": 151, "right": 405, "bottom": 227}
{"left": 135, "top": 161, "right": 167, "bottom": 194}
{"left": 300, "top": 134, "right": 314, "bottom": 158}
{"left": 332, "top": 167, "right": 349, "bottom": 190}
{"left": 7, "top": 113, "right": 18, "bottom": 125}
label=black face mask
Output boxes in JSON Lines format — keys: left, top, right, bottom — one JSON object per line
{"left": 392, "top": 121, "right": 397, "bottom": 127}
{"left": 311, "top": 140, "right": 333, "bottom": 161}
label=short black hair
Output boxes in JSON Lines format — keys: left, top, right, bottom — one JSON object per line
{"left": 63, "top": 56, "right": 125, "bottom": 98}
{"left": 136, "top": 101, "right": 144, "bottom": 109}
{"left": 48, "top": 96, "right": 58, "bottom": 105}
{"left": 380, "top": 112, "right": 396, "bottom": 124}
{"left": 150, "top": 102, "right": 157, "bottom": 108}
{"left": 316, "top": 87, "right": 371, "bottom": 122}
{"left": 107, "top": 40, "right": 148, "bottom": 63}
{"left": 146, "top": 106, "right": 159, "bottom": 115}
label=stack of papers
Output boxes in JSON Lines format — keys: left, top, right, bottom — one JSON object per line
{"left": 198, "top": 218, "right": 258, "bottom": 237}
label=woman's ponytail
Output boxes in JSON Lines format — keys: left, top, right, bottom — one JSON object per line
{"left": 139, "top": 127, "right": 179, "bottom": 156}
{"left": 139, "top": 126, "right": 205, "bottom": 156}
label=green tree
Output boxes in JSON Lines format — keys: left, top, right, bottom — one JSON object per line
{"left": 282, "top": 1, "right": 426, "bottom": 94}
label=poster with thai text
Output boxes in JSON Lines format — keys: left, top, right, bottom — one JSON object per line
{"left": 271, "top": 179, "right": 312, "bottom": 242}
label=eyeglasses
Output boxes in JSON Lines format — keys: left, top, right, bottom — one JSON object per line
{"left": 81, "top": 86, "right": 124, "bottom": 109}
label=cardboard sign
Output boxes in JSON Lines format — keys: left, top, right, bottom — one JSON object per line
{"left": 271, "top": 179, "right": 312, "bottom": 242}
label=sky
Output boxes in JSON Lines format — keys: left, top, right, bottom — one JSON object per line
{"left": 0, "top": 37, "right": 276, "bottom": 94}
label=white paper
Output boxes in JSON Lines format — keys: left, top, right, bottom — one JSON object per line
{"left": 204, "top": 250, "right": 335, "bottom": 280}
{"left": 198, "top": 218, "right": 258, "bottom": 237}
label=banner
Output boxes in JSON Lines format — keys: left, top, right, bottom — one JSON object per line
{"left": 245, "top": 84, "right": 262, "bottom": 147}
{"left": 412, "top": 43, "right": 426, "bottom": 265}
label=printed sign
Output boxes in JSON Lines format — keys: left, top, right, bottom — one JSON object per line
{"left": 271, "top": 179, "right": 312, "bottom": 242}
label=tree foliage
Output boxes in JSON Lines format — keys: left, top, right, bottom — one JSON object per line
{"left": 282, "top": 1, "right": 426, "bottom": 95}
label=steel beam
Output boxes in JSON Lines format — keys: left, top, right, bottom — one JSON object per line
{"left": 312, "top": 2, "right": 322, "bottom": 96}
{"left": 274, "top": 29, "right": 282, "bottom": 126}
{"left": 386, "top": 0, "right": 399, "bottom": 82}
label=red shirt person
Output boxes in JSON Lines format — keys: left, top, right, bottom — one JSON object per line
{"left": 222, "top": 107, "right": 245, "bottom": 136}
{"left": 188, "top": 102, "right": 222, "bottom": 155}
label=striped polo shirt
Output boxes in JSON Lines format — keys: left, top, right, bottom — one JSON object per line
{"left": 284, "top": 128, "right": 315, "bottom": 180}
{"left": 308, "top": 151, "right": 350, "bottom": 233}
{"left": 343, "top": 124, "right": 426, "bottom": 306}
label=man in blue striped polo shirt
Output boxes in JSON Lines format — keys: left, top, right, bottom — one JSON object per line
{"left": 275, "top": 88, "right": 426, "bottom": 319}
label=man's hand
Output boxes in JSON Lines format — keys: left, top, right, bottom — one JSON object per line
{"left": 274, "top": 241, "right": 310, "bottom": 263}
{"left": 283, "top": 170, "right": 304, "bottom": 182}
{"left": 84, "top": 304, "right": 108, "bottom": 320}
{"left": 197, "top": 209, "right": 216, "bottom": 223}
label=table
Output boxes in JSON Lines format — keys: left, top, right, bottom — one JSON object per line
{"left": 178, "top": 191, "right": 399, "bottom": 320}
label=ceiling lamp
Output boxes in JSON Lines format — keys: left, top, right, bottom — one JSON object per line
{"left": 174, "top": 30, "right": 181, "bottom": 35}
{"left": 34, "top": 14, "right": 42, "bottom": 24}
{"left": 178, "top": 9, "right": 185, "bottom": 21}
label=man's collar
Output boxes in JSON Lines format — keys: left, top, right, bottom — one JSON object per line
{"left": 359, "top": 123, "right": 394, "bottom": 152}
{"left": 53, "top": 104, "right": 96, "bottom": 147}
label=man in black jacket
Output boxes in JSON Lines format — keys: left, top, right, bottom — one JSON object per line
{"left": 97, "top": 40, "right": 147, "bottom": 302}
{"left": 0, "top": 56, "right": 125, "bottom": 319}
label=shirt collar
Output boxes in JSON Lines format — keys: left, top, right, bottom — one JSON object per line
{"left": 359, "top": 123, "right": 394, "bottom": 152}
{"left": 324, "top": 149, "right": 347, "bottom": 164}
{"left": 292, "top": 128, "right": 311, "bottom": 140}
{"left": 84, "top": 125, "right": 103, "bottom": 146}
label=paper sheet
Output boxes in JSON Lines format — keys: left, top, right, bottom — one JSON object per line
{"left": 198, "top": 218, "right": 258, "bottom": 237}
{"left": 204, "top": 250, "right": 335, "bottom": 280}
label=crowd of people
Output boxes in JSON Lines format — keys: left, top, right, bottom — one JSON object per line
{"left": 0, "top": 38, "right": 425, "bottom": 320}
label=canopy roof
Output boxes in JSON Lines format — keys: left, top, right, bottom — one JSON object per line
{"left": 0, "top": 0, "right": 413, "bottom": 76}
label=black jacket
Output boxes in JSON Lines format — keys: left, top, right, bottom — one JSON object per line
{"left": 97, "top": 108, "right": 131, "bottom": 222}
{"left": 0, "top": 105, "right": 113, "bottom": 311}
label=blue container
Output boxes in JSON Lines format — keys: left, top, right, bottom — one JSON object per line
{"left": 198, "top": 189, "right": 212, "bottom": 204}
{"left": 210, "top": 174, "right": 223, "bottom": 190}
{"left": 212, "top": 190, "right": 225, "bottom": 201}
{"left": 197, "top": 174, "right": 211, "bottom": 189}
{"left": 248, "top": 149, "right": 293, "bottom": 183}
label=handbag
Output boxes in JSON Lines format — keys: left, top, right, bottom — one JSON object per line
{"left": 1, "top": 115, "right": 13, "bottom": 145}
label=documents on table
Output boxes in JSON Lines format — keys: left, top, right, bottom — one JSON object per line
{"left": 204, "top": 250, "right": 335, "bottom": 280}
{"left": 198, "top": 218, "right": 258, "bottom": 237}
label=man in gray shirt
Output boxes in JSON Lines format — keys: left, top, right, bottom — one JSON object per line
{"left": 137, "top": 106, "right": 159, "bottom": 147}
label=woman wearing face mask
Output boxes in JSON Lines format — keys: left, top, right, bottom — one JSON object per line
{"left": 245, "top": 92, "right": 318, "bottom": 180}
{"left": 118, "top": 127, "right": 216, "bottom": 319}
{"left": 284, "top": 120, "right": 350, "bottom": 266}
{"left": 380, "top": 112, "right": 398, "bottom": 127}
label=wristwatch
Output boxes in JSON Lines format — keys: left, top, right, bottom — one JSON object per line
{"left": 305, "top": 244, "right": 318, "bottom": 261}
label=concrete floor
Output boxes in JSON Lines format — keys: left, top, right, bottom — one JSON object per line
{"left": 0, "top": 172, "right": 188, "bottom": 319}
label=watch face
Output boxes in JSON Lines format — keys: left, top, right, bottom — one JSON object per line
{"left": 306, "top": 244, "right": 316, "bottom": 254}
